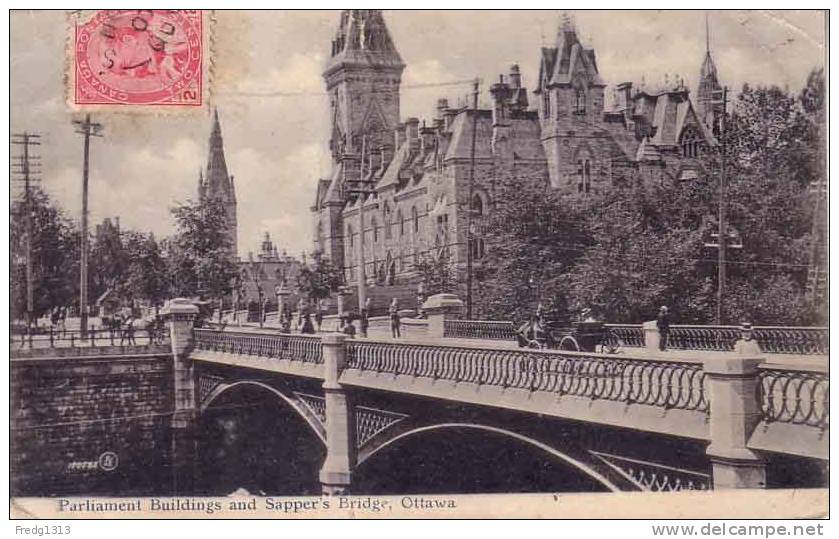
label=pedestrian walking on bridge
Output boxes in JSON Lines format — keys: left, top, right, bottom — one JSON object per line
{"left": 389, "top": 298, "right": 401, "bottom": 338}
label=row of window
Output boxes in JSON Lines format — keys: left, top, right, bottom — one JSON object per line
{"left": 346, "top": 194, "right": 488, "bottom": 246}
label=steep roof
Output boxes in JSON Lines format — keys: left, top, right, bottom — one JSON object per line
{"left": 325, "top": 10, "right": 405, "bottom": 75}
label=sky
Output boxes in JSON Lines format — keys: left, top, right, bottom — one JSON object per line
{"left": 10, "top": 10, "right": 826, "bottom": 259}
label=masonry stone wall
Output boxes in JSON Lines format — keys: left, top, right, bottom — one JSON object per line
{"left": 10, "top": 354, "right": 174, "bottom": 496}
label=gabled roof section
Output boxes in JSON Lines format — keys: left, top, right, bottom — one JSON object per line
{"left": 536, "top": 17, "right": 605, "bottom": 89}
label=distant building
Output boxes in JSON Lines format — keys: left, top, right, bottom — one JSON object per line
{"left": 237, "top": 232, "right": 304, "bottom": 307}
{"left": 311, "top": 10, "right": 723, "bottom": 310}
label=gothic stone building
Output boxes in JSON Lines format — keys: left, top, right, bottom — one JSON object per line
{"left": 198, "top": 110, "right": 303, "bottom": 307}
{"left": 311, "top": 11, "right": 723, "bottom": 312}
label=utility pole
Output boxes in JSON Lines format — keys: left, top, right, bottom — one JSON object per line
{"left": 465, "top": 78, "right": 479, "bottom": 319}
{"left": 711, "top": 87, "right": 729, "bottom": 324}
{"left": 11, "top": 132, "right": 42, "bottom": 330}
{"left": 73, "top": 114, "right": 103, "bottom": 337}
{"left": 347, "top": 135, "right": 375, "bottom": 313}
{"left": 805, "top": 178, "right": 828, "bottom": 306}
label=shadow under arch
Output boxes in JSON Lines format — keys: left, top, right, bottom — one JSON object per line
{"left": 357, "top": 422, "right": 619, "bottom": 493}
{"left": 197, "top": 379, "right": 326, "bottom": 495}
{"left": 200, "top": 379, "right": 326, "bottom": 445}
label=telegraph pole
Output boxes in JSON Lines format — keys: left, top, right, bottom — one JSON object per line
{"left": 11, "top": 132, "right": 42, "bottom": 330}
{"left": 73, "top": 114, "right": 103, "bottom": 336}
{"left": 348, "top": 135, "right": 375, "bottom": 313}
{"left": 714, "top": 87, "right": 729, "bottom": 324}
{"left": 465, "top": 78, "right": 479, "bottom": 319}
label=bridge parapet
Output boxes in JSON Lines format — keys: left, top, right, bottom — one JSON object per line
{"left": 441, "top": 320, "right": 828, "bottom": 356}
{"left": 344, "top": 339, "right": 709, "bottom": 413}
{"left": 193, "top": 328, "right": 323, "bottom": 364}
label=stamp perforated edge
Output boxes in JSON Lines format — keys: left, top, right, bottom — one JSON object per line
{"left": 64, "top": 9, "right": 215, "bottom": 116}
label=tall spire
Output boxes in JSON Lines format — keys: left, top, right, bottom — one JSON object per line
{"left": 705, "top": 11, "right": 710, "bottom": 54}
{"left": 201, "top": 107, "right": 238, "bottom": 259}
{"left": 205, "top": 107, "right": 231, "bottom": 198}
{"left": 697, "top": 12, "right": 723, "bottom": 134}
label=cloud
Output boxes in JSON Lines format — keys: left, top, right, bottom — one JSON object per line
{"left": 230, "top": 143, "right": 330, "bottom": 258}
{"left": 235, "top": 52, "right": 325, "bottom": 96}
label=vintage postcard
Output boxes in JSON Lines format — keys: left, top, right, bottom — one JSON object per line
{"left": 9, "top": 9, "right": 828, "bottom": 521}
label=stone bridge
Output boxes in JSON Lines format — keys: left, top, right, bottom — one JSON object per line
{"left": 10, "top": 296, "right": 828, "bottom": 496}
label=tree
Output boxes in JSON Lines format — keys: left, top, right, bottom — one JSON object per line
{"left": 473, "top": 74, "right": 825, "bottom": 326}
{"left": 121, "top": 231, "right": 168, "bottom": 312}
{"left": 10, "top": 188, "right": 79, "bottom": 321}
{"left": 89, "top": 218, "right": 128, "bottom": 304}
{"left": 167, "top": 196, "right": 239, "bottom": 302}
{"left": 414, "top": 249, "right": 457, "bottom": 298}
{"left": 296, "top": 251, "right": 343, "bottom": 303}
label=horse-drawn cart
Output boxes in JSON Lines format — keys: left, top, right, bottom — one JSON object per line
{"left": 516, "top": 320, "right": 624, "bottom": 354}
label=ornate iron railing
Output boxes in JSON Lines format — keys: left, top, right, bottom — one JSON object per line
{"left": 758, "top": 365, "right": 829, "bottom": 430}
{"left": 443, "top": 319, "right": 517, "bottom": 340}
{"left": 345, "top": 340, "right": 708, "bottom": 412}
{"left": 604, "top": 324, "right": 645, "bottom": 348}
{"left": 665, "top": 325, "right": 740, "bottom": 352}
{"left": 751, "top": 327, "right": 828, "bottom": 356}
{"left": 443, "top": 319, "right": 827, "bottom": 356}
{"left": 666, "top": 325, "right": 828, "bottom": 355}
{"left": 192, "top": 329, "right": 323, "bottom": 364}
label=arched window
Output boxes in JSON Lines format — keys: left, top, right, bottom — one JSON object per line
{"left": 471, "top": 194, "right": 484, "bottom": 217}
{"left": 577, "top": 158, "right": 592, "bottom": 194}
{"left": 680, "top": 127, "right": 702, "bottom": 158}
{"left": 411, "top": 206, "right": 419, "bottom": 233}
{"left": 574, "top": 88, "right": 586, "bottom": 114}
{"left": 372, "top": 216, "right": 379, "bottom": 243}
{"left": 397, "top": 209, "right": 404, "bottom": 237}
{"left": 347, "top": 225, "right": 354, "bottom": 248}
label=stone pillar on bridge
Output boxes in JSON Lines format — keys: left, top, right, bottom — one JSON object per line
{"left": 704, "top": 353, "right": 766, "bottom": 489}
{"left": 423, "top": 293, "right": 465, "bottom": 338}
{"left": 642, "top": 320, "right": 659, "bottom": 352}
{"left": 162, "top": 298, "right": 200, "bottom": 494}
{"left": 319, "top": 333, "right": 356, "bottom": 495}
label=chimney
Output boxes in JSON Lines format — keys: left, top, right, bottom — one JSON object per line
{"left": 420, "top": 125, "right": 436, "bottom": 155}
{"left": 394, "top": 123, "right": 406, "bottom": 149}
{"left": 616, "top": 82, "right": 633, "bottom": 120}
{"left": 436, "top": 98, "right": 449, "bottom": 119}
{"left": 490, "top": 74, "right": 512, "bottom": 126}
{"left": 405, "top": 117, "right": 420, "bottom": 153}
{"left": 509, "top": 64, "right": 522, "bottom": 89}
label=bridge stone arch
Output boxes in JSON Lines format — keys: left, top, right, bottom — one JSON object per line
{"left": 199, "top": 378, "right": 326, "bottom": 445}
{"left": 356, "top": 421, "right": 621, "bottom": 492}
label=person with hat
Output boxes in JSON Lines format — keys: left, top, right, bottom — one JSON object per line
{"left": 656, "top": 306, "right": 670, "bottom": 351}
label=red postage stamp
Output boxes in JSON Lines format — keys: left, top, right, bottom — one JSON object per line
{"left": 74, "top": 10, "right": 203, "bottom": 106}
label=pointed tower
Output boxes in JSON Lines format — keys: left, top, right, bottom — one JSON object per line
{"left": 324, "top": 9, "right": 405, "bottom": 170}
{"left": 696, "top": 13, "right": 724, "bottom": 136}
{"left": 314, "top": 10, "right": 405, "bottom": 264}
{"left": 200, "top": 108, "right": 238, "bottom": 259}
{"left": 534, "top": 14, "right": 607, "bottom": 191}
